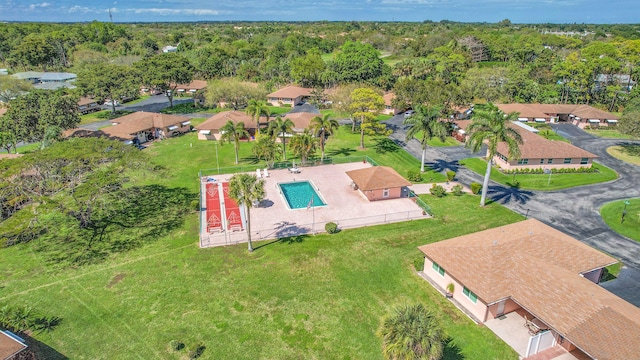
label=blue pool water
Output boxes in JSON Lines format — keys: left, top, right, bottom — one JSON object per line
{"left": 279, "top": 181, "right": 326, "bottom": 209}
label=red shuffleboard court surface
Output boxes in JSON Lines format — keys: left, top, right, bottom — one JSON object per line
{"left": 205, "top": 183, "right": 223, "bottom": 232}
{"left": 222, "top": 182, "right": 243, "bottom": 231}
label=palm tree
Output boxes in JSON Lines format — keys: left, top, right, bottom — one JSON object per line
{"left": 228, "top": 173, "right": 265, "bottom": 252}
{"left": 310, "top": 113, "right": 339, "bottom": 162}
{"left": 252, "top": 136, "right": 281, "bottom": 168}
{"left": 289, "top": 129, "right": 318, "bottom": 164}
{"left": 378, "top": 303, "right": 444, "bottom": 360}
{"left": 220, "top": 120, "right": 250, "bottom": 164}
{"left": 404, "top": 105, "right": 448, "bottom": 173}
{"left": 465, "top": 103, "right": 523, "bottom": 207}
{"left": 267, "top": 116, "right": 294, "bottom": 160}
{"left": 245, "top": 99, "right": 271, "bottom": 131}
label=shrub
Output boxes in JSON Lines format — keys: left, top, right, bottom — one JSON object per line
{"left": 190, "top": 199, "right": 200, "bottom": 212}
{"left": 446, "top": 171, "right": 456, "bottom": 182}
{"left": 169, "top": 340, "right": 185, "bottom": 352}
{"left": 470, "top": 182, "right": 482, "bottom": 195}
{"left": 407, "top": 170, "right": 422, "bottom": 182}
{"left": 429, "top": 184, "right": 446, "bottom": 197}
{"left": 325, "top": 222, "right": 339, "bottom": 234}
{"left": 451, "top": 184, "right": 464, "bottom": 196}
{"left": 413, "top": 256, "right": 425, "bottom": 271}
{"left": 188, "top": 344, "right": 206, "bottom": 359}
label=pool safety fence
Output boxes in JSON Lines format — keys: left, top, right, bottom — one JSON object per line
{"left": 198, "top": 156, "right": 378, "bottom": 179}
{"left": 199, "top": 209, "right": 427, "bottom": 248}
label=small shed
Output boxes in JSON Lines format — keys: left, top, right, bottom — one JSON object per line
{"left": 345, "top": 166, "right": 411, "bottom": 201}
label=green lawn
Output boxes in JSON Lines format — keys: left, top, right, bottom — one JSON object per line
{"left": 601, "top": 199, "right": 640, "bottom": 242}
{"left": 0, "top": 194, "right": 521, "bottom": 359}
{"left": 1, "top": 122, "right": 525, "bottom": 359}
{"left": 585, "top": 128, "right": 639, "bottom": 140}
{"left": 607, "top": 145, "right": 640, "bottom": 166}
{"left": 459, "top": 158, "right": 618, "bottom": 191}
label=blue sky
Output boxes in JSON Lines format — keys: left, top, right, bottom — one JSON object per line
{"left": 0, "top": 0, "right": 638, "bottom": 23}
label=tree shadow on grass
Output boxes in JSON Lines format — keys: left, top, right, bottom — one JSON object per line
{"left": 240, "top": 155, "right": 261, "bottom": 164}
{"left": 425, "top": 159, "right": 460, "bottom": 173}
{"left": 327, "top": 147, "right": 355, "bottom": 157}
{"left": 37, "top": 185, "right": 195, "bottom": 267}
{"left": 442, "top": 337, "right": 465, "bottom": 360}
{"left": 253, "top": 222, "right": 311, "bottom": 250}
{"left": 486, "top": 184, "right": 534, "bottom": 205}
{"left": 374, "top": 138, "right": 400, "bottom": 154}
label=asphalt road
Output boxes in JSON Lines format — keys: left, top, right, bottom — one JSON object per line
{"left": 385, "top": 115, "right": 640, "bottom": 305}
{"left": 80, "top": 95, "right": 193, "bottom": 131}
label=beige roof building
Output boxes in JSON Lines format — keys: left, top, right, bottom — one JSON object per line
{"left": 101, "top": 112, "right": 191, "bottom": 141}
{"left": 418, "top": 219, "right": 640, "bottom": 360}
{"left": 346, "top": 166, "right": 411, "bottom": 191}
{"left": 197, "top": 111, "right": 257, "bottom": 132}
{"left": 0, "top": 330, "right": 28, "bottom": 359}
{"left": 283, "top": 112, "right": 318, "bottom": 132}
{"left": 495, "top": 125, "right": 597, "bottom": 161}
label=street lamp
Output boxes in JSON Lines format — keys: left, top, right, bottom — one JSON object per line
{"left": 622, "top": 200, "right": 631, "bottom": 224}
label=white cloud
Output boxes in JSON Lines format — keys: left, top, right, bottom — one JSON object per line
{"left": 68, "top": 5, "right": 90, "bottom": 13}
{"left": 129, "top": 8, "right": 221, "bottom": 16}
{"left": 27, "top": 2, "right": 51, "bottom": 10}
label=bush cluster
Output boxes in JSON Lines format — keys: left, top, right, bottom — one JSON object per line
{"left": 407, "top": 170, "right": 422, "bottom": 182}
{"left": 325, "top": 222, "right": 339, "bottom": 234}
{"left": 429, "top": 184, "right": 447, "bottom": 197}
{"left": 451, "top": 184, "right": 464, "bottom": 196}
{"left": 502, "top": 166, "right": 598, "bottom": 174}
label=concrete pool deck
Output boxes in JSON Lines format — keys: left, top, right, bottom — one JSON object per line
{"left": 200, "top": 162, "right": 430, "bottom": 248}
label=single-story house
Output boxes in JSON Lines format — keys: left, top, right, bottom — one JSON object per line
{"left": 382, "top": 93, "right": 399, "bottom": 115}
{"left": 345, "top": 166, "right": 411, "bottom": 201}
{"left": 195, "top": 111, "right": 256, "bottom": 141}
{"left": 267, "top": 86, "right": 312, "bottom": 107}
{"left": 454, "top": 120, "right": 598, "bottom": 170}
{"left": 12, "top": 71, "right": 77, "bottom": 90}
{"left": 77, "top": 97, "right": 100, "bottom": 115}
{"left": 0, "top": 329, "right": 28, "bottom": 360}
{"left": 418, "top": 219, "right": 640, "bottom": 360}
{"left": 283, "top": 112, "right": 318, "bottom": 133}
{"left": 162, "top": 45, "right": 178, "bottom": 53}
{"left": 101, "top": 111, "right": 191, "bottom": 144}
{"left": 595, "top": 73, "right": 636, "bottom": 91}
{"left": 172, "top": 80, "right": 208, "bottom": 96}
{"left": 495, "top": 104, "right": 619, "bottom": 128}
{"left": 494, "top": 125, "right": 598, "bottom": 171}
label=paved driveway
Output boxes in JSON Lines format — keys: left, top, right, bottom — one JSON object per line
{"left": 386, "top": 117, "right": 640, "bottom": 305}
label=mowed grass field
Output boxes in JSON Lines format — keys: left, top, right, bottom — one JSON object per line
{"left": 0, "top": 196, "right": 522, "bottom": 359}
{"left": 0, "top": 124, "right": 520, "bottom": 359}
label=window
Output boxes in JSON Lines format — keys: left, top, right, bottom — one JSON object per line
{"left": 497, "top": 153, "right": 507, "bottom": 162}
{"left": 517, "top": 159, "right": 529, "bottom": 165}
{"left": 432, "top": 262, "right": 445, "bottom": 276}
{"left": 580, "top": 158, "right": 589, "bottom": 165}
{"left": 564, "top": 158, "right": 572, "bottom": 164}
{"left": 539, "top": 159, "right": 545, "bottom": 164}
{"left": 382, "top": 188, "right": 390, "bottom": 198}
{"left": 463, "top": 286, "right": 478, "bottom": 303}
{"left": 547, "top": 159, "right": 553, "bottom": 164}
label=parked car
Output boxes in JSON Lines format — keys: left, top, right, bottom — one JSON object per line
{"left": 104, "top": 100, "right": 121, "bottom": 107}
{"left": 404, "top": 110, "right": 415, "bottom": 118}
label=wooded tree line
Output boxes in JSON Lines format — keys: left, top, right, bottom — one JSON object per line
{"left": 2, "top": 21, "right": 640, "bottom": 113}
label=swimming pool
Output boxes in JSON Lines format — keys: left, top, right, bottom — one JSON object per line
{"left": 278, "top": 181, "right": 327, "bottom": 209}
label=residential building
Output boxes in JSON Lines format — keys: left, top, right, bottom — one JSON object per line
{"left": 77, "top": 97, "right": 100, "bottom": 115}
{"left": 345, "top": 166, "right": 411, "bottom": 201}
{"left": 195, "top": 111, "right": 255, "bottom": 141}
{"left": 267, "top": 86, "right": 312, "bottom": 107}
{"left": 418, "top": 219, "right": 640, "bottom": 359}
{"left": 381, "top": 93, "right": 398, "bottom": 115}
{"left": 495, "top": 104, "right": 619, "bottom": 128}
{"left": 454, "top": 120, "right": 598, "bottom": 171}
{"left": 100, "top": 111, "right": 191, "bottom": 144}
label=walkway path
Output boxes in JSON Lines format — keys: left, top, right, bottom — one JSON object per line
{"left": 385, "top": 115, "right": 640, "bottom": 305}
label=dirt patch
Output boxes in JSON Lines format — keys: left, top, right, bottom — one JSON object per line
{"left": 106, "top": 273, "right": 126, "bottom": 288}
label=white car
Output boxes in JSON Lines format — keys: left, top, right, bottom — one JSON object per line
{"left": 403, "top": 110, "right": 415, "bottom": 118}
{"left": 104, "top": 100, "right": 120, "bottom": 106}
